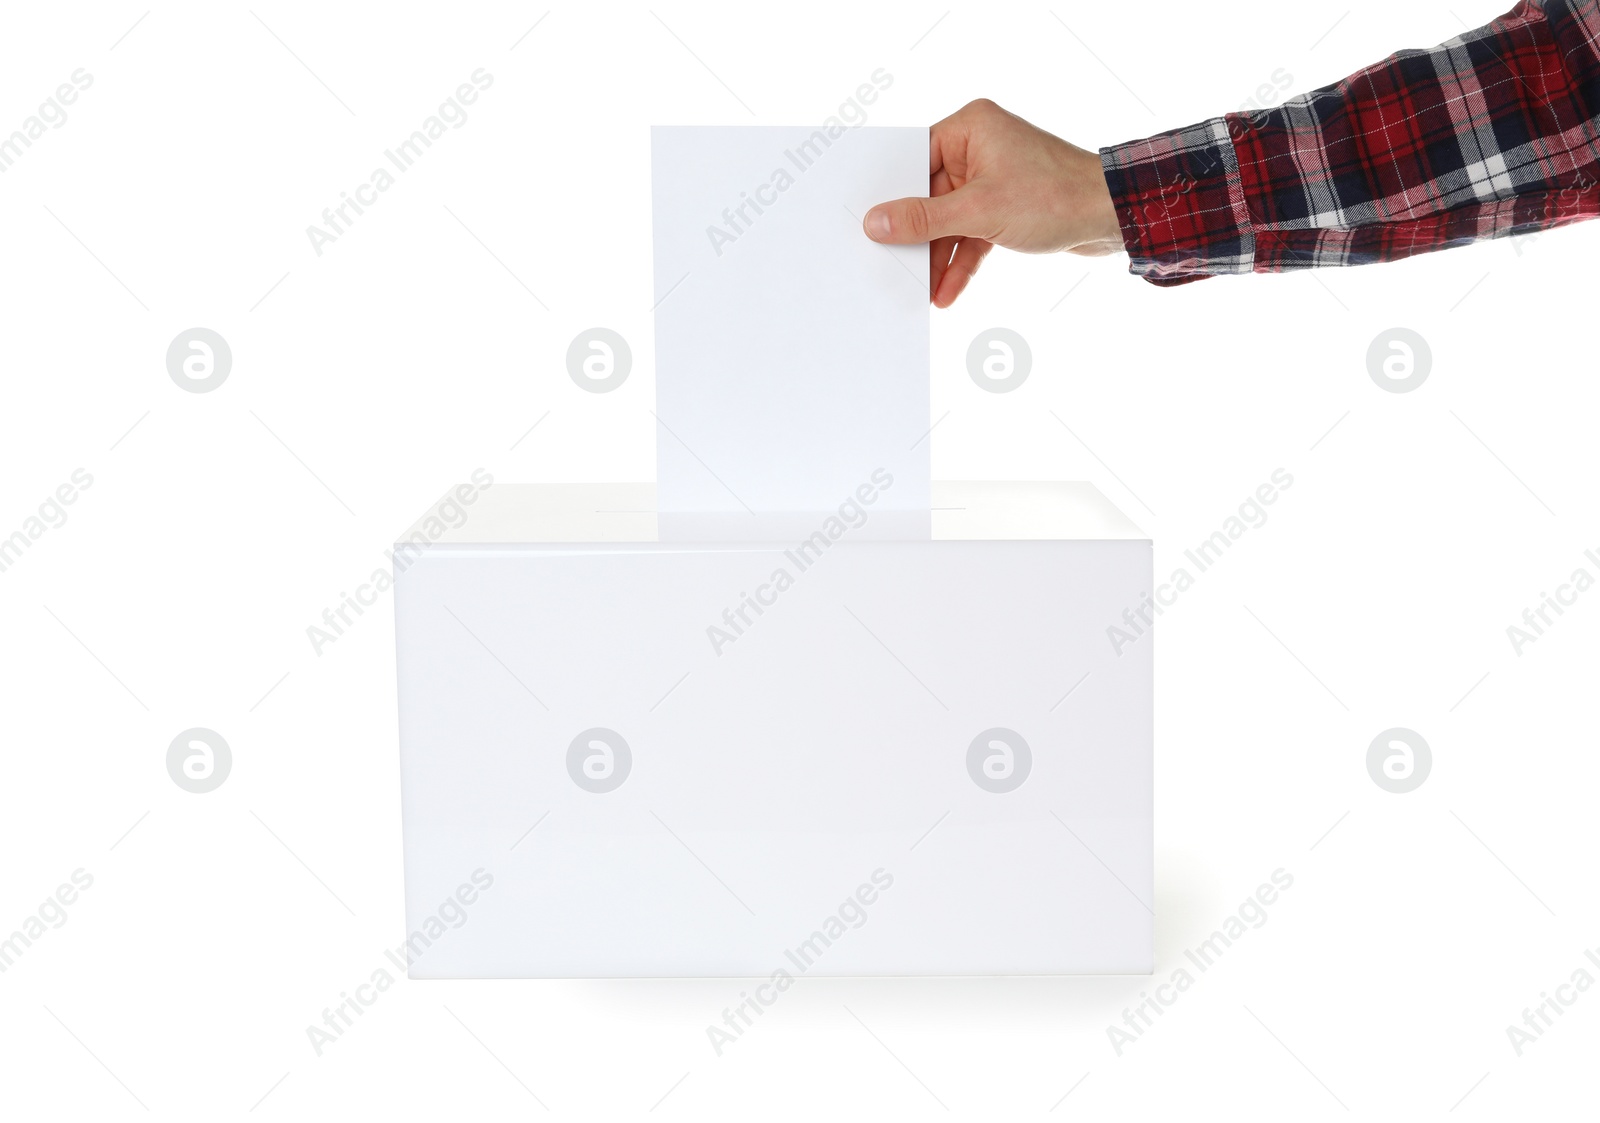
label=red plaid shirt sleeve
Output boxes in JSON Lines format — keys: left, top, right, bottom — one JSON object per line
{"left": 1100, "top": 0, "right": 1600, "bottom": 285}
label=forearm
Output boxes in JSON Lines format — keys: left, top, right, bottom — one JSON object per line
{"left": 1101, "top": 0, "right": 1600, "bottom": 285}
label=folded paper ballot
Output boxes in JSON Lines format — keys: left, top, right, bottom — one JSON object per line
{"left": 651, "top": 125, "right": 931, "bottom": 514}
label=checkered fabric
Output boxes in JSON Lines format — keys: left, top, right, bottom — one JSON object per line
{"left": 1100, "top": 1, "right": 1600, "bottom": 285}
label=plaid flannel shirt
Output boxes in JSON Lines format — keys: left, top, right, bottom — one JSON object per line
{"left": 1100, "top": 0, "right": 1600, "bottom": 285}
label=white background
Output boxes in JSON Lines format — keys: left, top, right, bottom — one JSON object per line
{"left": 1, "top": 0, "right": 1596, "bottom": 1118}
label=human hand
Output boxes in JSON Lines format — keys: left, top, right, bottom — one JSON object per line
{"left": 863, "top": 99, "right": 1123, "bottom": 307}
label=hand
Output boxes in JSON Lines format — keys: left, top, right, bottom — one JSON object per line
{"left": 863, "top": 99, "right": 1123, "bottom": 307}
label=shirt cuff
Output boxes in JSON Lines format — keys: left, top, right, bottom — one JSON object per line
{"left": 1100, "top": 117, "right": 1257, "bottom": 287}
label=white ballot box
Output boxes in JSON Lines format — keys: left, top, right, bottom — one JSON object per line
{"left": 393, "top": 480, "right": 1153, "bottom": 976}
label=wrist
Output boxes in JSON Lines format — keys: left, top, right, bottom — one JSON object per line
{"left": 1065, "top": 143, "right": 1124, "bottom": 254}
{"left": 1085, "top": 163, "right": 1121, "bottom": 248}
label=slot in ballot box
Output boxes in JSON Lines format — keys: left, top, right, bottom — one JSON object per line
{"left": 393, "top": 480, "right": 1152, "bottom": 976}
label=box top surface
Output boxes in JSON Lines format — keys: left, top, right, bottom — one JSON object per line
{"left": 400, "top": 482, "right": 1147, "bottom": 546}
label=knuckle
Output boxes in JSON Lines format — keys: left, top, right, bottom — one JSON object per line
{"left": 902, "top": 199, "right": 930, "bottom": 239}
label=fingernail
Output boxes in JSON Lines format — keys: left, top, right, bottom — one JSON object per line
{"left": 864, "top": 208, "right": 891, "bottom": 241}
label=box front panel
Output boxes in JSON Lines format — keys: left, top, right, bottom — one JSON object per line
{"left": 394, "top": 540, "right": 1152, "bottom": 976}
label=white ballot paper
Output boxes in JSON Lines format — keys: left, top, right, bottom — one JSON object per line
{"left": 651, "top": 126, "right": 931, "bottom": 513}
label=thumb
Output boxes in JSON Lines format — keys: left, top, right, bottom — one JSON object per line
{"left": 863, "top": 189, "right": 974, "bottom": 244}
